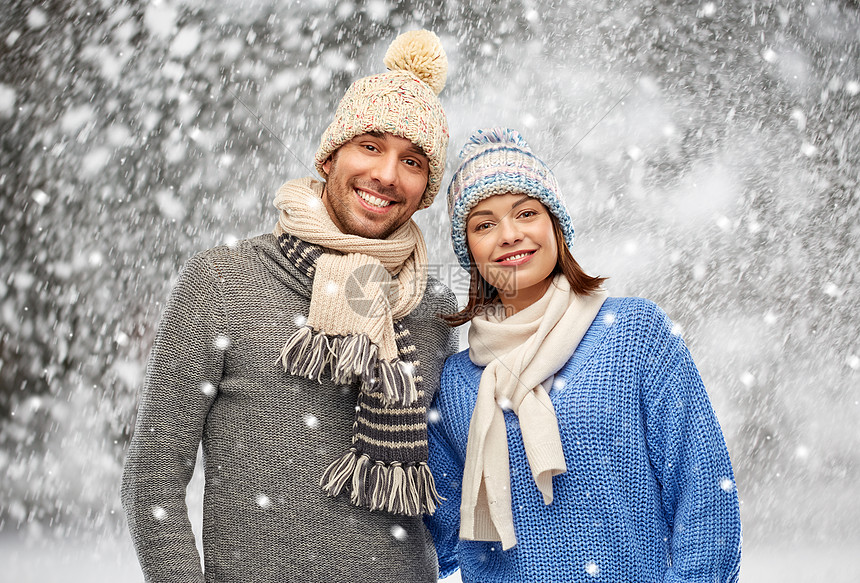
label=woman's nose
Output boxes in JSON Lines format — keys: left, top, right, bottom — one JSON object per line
{"left": 497, "top": 216, "right": 523, "bottom": 244}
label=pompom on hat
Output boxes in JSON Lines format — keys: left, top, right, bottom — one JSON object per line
{"left": 447, "top": 128, "right": 576, "bottom": 270}
{"left": 315, "top": 30, "right": 450, "bottom": 209}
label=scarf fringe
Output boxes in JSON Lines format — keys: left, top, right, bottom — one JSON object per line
{"left": 368, "top": 461, "right": 387, "bottom": 512}
{"left": 320, "top": 450, "right": 442, "bottom": 516}
{"left": 320, "top": 447, "right": 358, "bottom": 495}
{"left": 418, "top": 461, "right": 443, "bottom": 515}
{"left": 280, "top": 326, "right": 417, "bottom": 406}
{"left": 350, "top": 453, "right": 371, "bottom": 508}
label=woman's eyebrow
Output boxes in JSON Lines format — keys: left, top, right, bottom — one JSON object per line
{"left": 468, "top": 196, "right": 534, "bottom": 221}
{"left": 510, "top": 195, "right": 532, "bottom": 209}
{"left": 469, "top": 209, "right": 494, "bottom": 218}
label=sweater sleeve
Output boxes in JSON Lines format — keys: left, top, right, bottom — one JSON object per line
{"left": 642, "top": 319, "right": 742, "bottom": 583}
{"left": 121, "top": 252, "right": 226, "bottom": 583}
{"left": 424, "top": 360, "right": 465, "bottom": 580}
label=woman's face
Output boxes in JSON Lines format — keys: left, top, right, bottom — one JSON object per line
{"left": 466, "top": 193, "right": 558, "bottom": 310}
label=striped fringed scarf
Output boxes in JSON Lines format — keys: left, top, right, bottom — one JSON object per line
{"left": 272, "top": 177, "right": 441, "bottom": 516}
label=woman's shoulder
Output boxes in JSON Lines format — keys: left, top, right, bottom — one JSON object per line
{"left": 435, "top": 349, "right": 482, "bottom": 408}
{"left": 442, "top": 348, "right": 480, "bottom": 381}
{"left": 444, "top": 347, "right": 471, "bottom": 366}
{"left": 601, "top": 296, "right": 675, "bottom": 336}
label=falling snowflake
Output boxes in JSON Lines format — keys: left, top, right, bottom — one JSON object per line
{"left": 603, "top": 312, "right": 616, "bottom": 325}
{"left": 585, "top": 561, "right": 600, "bottom": 576}
{"left": 800, "top": 142, "right": 818, "bottom": 157}
{"left": 390, "top": 524, "right": 408, "bottom": 541}
{"left": 214, "top": 335, "right": 231, "bottom": 350}
{"left": 720, "top": 478, "right": 735, "bottom": 492}
{"left": 294, "top": 314, "right": 308, "bottom": 327}
{"left": 31, "top": 189, "right": 50, "bottom": 206}
{"left": 256, "top": 494, "right": 272, "bottom": 509}
{"left": 170, "top": 26, "right": 201, "bottom": 59}
{"left": 0, "top": 83, "right": 16, "bottom": 119}
{"left": 151, "top": 506, "right": 167, "bottom": 521}
{"left": 822, "top": 282, "right": 842, "bottom": 298}
{"left": 27, "top": 7, "right": 48, "bottom": 29}
{"left": 427, "top": 408, "right": 441, "bottom": 423}
{"left": 200, "top": 381, "right": 216, "bottom": 396}
{"left": 303, "top": 414, "right": 319, "bottom": 429}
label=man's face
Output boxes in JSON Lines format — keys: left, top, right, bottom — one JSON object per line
{"left": 321, "top": 132, "right": 429, "bottom": 239}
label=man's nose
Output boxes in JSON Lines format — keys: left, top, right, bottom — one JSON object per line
{"left": 369, "top": 152, "right": 399, "bottom": 185}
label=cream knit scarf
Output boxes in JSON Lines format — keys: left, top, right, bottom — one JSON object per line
{"left": 462, "top": 274, "right": 606, "bottom": 549}
{"left": 273, "top": 177, "right": 440, "bottom": 516}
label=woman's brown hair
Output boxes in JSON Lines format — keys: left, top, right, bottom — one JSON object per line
{"left": 442, "top": 213, "right": 606, "bottom": 327}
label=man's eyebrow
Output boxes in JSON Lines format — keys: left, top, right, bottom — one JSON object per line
{"left": 404, "top": 142, "right": 427, "bottom": 159}
{"left": 359, "top": 132, "right": 426, "bottom": 159}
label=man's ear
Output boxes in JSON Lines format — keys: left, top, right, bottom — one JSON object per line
{"left": 322, "top": 156, "right": 332, "bottom": 175}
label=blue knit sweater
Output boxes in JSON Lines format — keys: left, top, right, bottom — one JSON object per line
{"left": 425, "top": 297, "right": 741, "bottom": 583}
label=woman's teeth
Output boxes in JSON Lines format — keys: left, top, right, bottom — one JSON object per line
{"left": 499, "top": 252, "right": 531, "bottom": 262}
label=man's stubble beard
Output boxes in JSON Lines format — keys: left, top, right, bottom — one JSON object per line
{"left": 323, "top": 161, "right": 413, "bottom": 240}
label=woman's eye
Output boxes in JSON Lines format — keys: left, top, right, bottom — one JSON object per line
{"left": 519, "top": 210, "right": 537, "bottom": 219}
{"left": 474, "top": 222, "right": 493, "bottom": 232}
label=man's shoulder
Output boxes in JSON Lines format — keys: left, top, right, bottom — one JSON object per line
{"left": 184, "top": 233, "right": 276, "bottom": 271}
{"left": 410, "top": 276, "right": 457, "bottom": 319}
{"left": 193, "top": 233, "right": 275, "bottom": 260}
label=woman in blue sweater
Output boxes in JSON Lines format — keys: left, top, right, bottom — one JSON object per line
{"left": 425, "top": 128, "right": 742, "bottom": 582}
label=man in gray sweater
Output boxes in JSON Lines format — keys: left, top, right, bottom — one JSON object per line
{"left": 121, "top": 30, "right": 457, "bottom": 582}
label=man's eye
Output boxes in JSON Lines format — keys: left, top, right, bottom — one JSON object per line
{"left": 363, "top": 144, "right": 378, "bottom": 152}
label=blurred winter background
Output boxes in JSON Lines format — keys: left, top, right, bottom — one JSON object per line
{"left": 1, "top": 0, "right": 857, "bottom": 580}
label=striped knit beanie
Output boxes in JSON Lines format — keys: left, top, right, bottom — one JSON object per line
{"left": 315, "top": 30, "right": 450, "bottom": 209}
{"left": 447, "top": 128, "right": 576, "bottom": 270}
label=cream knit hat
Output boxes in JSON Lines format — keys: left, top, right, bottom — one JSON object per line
{"left": 314, "top": 30, "right": 450, "bottom": 209}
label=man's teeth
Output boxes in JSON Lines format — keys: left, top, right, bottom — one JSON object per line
{"left": 500, "top": 252, "right": 531, "bottom": 262}
{"left": 357, "top": 190, "right": 391, "bottom": 208}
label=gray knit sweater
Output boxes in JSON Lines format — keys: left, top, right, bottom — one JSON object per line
{"left": 121, "top": 233, "right": 457, "bottom": 583}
